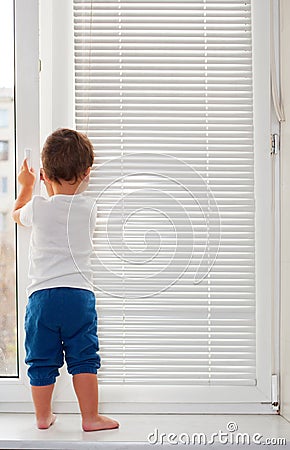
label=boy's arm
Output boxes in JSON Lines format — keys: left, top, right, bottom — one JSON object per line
{"left": 12, "top": 158, "right": 36, "bottom": 226}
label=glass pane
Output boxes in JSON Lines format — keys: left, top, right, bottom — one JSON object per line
{"left": 0, "top": 0, "right": 17, "bottom": 376}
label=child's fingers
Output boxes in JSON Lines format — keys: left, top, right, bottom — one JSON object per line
{"left": 22, "top": 158, "right": 36, "bottom": 174}
{"left": 23, "top": 158, "right": 29, "bottom": 170}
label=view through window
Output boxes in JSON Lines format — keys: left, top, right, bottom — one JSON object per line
{"left": 0, "top": 0, "right": 17, "bottom": 376}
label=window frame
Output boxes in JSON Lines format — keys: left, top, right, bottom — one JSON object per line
{"left": 0, "top": 0, "right": 275, "bottom": 414}
{"left": 0, "top": 0, "right": 40, "bottom": 410}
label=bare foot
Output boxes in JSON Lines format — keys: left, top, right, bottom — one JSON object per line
{"left": 82, "top": 414, "right": 119, "bottom": 432}
{"left": 37, "top": 413, "right": 56, "bottom": 430}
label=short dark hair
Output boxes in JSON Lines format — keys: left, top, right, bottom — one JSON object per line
{"left": 41, "top": 128, "right": 94, "bottom": 184}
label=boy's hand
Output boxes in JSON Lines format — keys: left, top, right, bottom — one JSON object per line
{"left": 12, "top": 158, "right": 36, "bottom": 225}
{"left": 18, "top": 158, "right": 36, "bottom": 188}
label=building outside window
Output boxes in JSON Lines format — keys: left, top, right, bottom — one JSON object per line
{"left": 0, "top": 212, "right": 7, "bottom": 233}
{"left": 0, "top": 0, "right": 17, "bottom": 379}
{"left": 0, "top": 109, "right": 8, "bottom": 128}
{"left": 0, "top": 141, "right": 8, "bottom": 161}
{"left": 0, "top": 177, "right": 8, "bottom": 194}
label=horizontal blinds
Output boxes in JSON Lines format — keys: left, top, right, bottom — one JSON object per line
{"left": 73, "top": 0, "right": 256, "bottom": 386}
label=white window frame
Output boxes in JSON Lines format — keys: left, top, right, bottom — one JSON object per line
{"left": 0, "top": 0, "right": 276, "bottom": 414}
{"left": 0, "top": 0, "right": 40, "bottom": 411}
{"left": 270, "top": 0, "right": 282, "bottom": 394}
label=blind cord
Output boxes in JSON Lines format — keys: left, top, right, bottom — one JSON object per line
{"left": 270, "top": 0, "right": 285, "bottom": 123}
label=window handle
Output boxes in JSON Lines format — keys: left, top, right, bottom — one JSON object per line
{"left": 24, "top": 148, "right": 32, "bottom": 167}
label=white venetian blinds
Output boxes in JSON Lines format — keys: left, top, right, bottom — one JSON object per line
{"left": 73, "top": 0, "right": 256, "bottom": 386}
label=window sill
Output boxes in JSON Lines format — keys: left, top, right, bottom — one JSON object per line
{"left": 0, "top": 413, "right": 289, "bottom": 449}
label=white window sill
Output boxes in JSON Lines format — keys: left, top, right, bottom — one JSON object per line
{"left": 0, "top": 414, "right": 289, "bottom": 449}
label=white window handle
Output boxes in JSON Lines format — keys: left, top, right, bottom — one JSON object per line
{"left": 24, "top": 148, "right": 32, "bottom": 167}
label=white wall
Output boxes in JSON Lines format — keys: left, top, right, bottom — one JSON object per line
{"left": 280, "top": 0, "right": 290, "bottom": 422}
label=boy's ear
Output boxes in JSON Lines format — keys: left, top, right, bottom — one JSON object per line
{"left": 82, "top": 167, "right": 91, "bottom": 181}
{"left": 40, "top": 168, "right": 52, "bottom": 184}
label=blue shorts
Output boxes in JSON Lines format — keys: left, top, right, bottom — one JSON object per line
{"left": 24, "top": 287, "right": 101, "bottom": 386}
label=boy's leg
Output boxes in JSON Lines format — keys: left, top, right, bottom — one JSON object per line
{"left": 25, "top": 289, "right": 64, "bottom": 429}
{"left": 62, "top": 289, "right": 119, "bottom": 431}
{"left": 72, "top": 373, "right": 119, "bottom": 431}
{"left": 31, "top": 384, "right": 56, "bottom": 429}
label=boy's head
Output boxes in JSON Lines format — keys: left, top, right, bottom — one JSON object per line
{"left": 41, "top": 128, "right": 94, "bottom": 185}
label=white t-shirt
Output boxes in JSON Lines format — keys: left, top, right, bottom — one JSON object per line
{"left": 20, "top": 193, "right": 97, "bottom": 297}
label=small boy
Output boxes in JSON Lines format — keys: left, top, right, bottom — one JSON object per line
{"left": 12, "top": 128, "right": 119, "bottom": 431}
